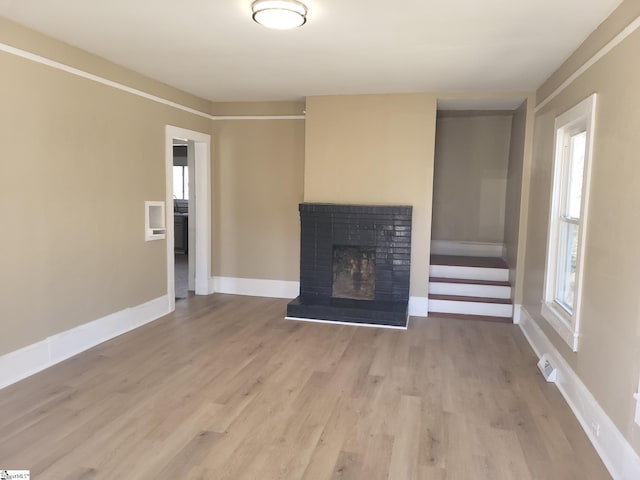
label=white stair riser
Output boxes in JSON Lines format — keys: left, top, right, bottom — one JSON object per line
{"left": 429, "top": 265, "right": 509, "bottom": 282}
{"left": 429, "top": 282, "right": 511, "bottom": 299}
{"left": 428, "top": 299, "right": 513, "bottom": 318}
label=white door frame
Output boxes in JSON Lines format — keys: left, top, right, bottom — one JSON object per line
{"left": 165, "top": 125, "right": 212, "bottom": 311}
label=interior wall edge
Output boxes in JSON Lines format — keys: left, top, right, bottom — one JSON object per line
{"left": 511, "top": 95, "right": 536, "bottom": 305}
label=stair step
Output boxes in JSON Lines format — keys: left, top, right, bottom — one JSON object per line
{"left": 429, "top": 277, "right": 510, "bottom": 287}
{"left": 430, "top": 254, "right": 508, "bottom": 269}
{"left": 429, "top": 279, "right": 511, "bottom": 299}
{"left": 428, "top": 294, "right": 513, "bottom": 318}
{"left": 428, "top": 312, "right": 513, "bottom": 324}
{"left": 429, "top": 264, "right": 509, "bottom": 282}
{"left": 428, "top": 294, "right": 512, "bottom": 304}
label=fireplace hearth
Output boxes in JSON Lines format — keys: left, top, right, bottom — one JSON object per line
{"left": 287, "top": 203, "right": 412, "bottom": 327}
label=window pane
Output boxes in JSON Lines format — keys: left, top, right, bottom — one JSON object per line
{"left": 173, "top": 166, "right": 184, "bottom": 199}
{"left": 555, "top": 221, "right": 579, "bottom": 313}
{"left": 183, "top": 166, "right": 189, "bottom": 200}
{"left": 566, "top": 131, "right": 586, "bottom": 219}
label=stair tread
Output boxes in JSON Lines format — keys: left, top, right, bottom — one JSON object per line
{"left": 428, "top": 312, "right": 512, "bottom": 324}
{"left": 429, "top": 277, "right": 510, "bottom": 287}
{"left": 430, "top": 254, "right": 508, "bottom": 269}
{"left": 428, "top": 293, "right": 512, "bottom": 304}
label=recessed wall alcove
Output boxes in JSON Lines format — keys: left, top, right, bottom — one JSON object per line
{"left": 286, "top": 203, "right": 412, "bottom": 327}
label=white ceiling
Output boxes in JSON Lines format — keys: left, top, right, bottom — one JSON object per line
{"left": 0, "top": 0, "right": 623, "bottom": 103}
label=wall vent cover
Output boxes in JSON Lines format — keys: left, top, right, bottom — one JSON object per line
{"left": 537, "top": 354, "right": 558, "bottom": 383}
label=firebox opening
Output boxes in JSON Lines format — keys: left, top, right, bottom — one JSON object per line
{"left": 332, "top": 245, "right": 376, "bottom": 300}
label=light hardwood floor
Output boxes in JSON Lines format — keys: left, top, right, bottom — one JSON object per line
{"left": 0, "top": 295, "right": 610, "bottom": 479}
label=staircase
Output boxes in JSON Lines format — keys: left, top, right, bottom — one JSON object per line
{"left": 428, "top": 255, "right": 513, "bottom": 323}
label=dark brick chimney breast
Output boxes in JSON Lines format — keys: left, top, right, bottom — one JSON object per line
{"left": 286, "top": 203, "right": 412, "bottom": 327}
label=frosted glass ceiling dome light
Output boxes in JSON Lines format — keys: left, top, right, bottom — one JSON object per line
{"left": 252, "top": 0, "right": 307, "bottom": 29}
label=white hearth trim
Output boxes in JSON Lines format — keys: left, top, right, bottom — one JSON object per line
{"left": 285, "top": 316, "right": 408, "bottom": 330}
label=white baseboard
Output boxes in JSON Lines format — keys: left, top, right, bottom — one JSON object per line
{"left": 431, "top": 240, "right": 505, "bottom": 257}
{"left": 409, "top": 296, "right": 428, "bottom": 317}
{"left": 513, "top": 303, "right": 522, "bottom": 324}
{"left": 517, "top": 305, "right": 640, "bottom": 480}
{"left": 211, "top": 278, "right": 424, "bottom": 314}
{"left": 211, "top": 276, "right": 299, "bottom": 299}
{"left": 0, "top": 295, "right": 171, "bottom": 390}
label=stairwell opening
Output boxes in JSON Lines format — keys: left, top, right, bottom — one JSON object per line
{"left": 429, "top": 99, "right": 528, "bottom": 321}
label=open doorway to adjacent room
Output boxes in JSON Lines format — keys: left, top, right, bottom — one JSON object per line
{"left": 172, "top": 140, "right": 194, "bottom": 300}
{"left": 165, "top": 126, "right": 211, "bottom": 312}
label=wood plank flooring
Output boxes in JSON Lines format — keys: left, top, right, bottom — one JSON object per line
{"left": 0, "top": 294, "right": 610, "bottom": 479}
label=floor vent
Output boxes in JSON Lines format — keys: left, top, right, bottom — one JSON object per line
{"left": 537, "top": 354, "right": 558, "bottom": 383}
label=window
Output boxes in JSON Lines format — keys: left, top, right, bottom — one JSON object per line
{"left": 173, "top": 165, "right": 189, "bottom": 200}
{"left": 542, "top": 94, "right": 596, "bottom": 351}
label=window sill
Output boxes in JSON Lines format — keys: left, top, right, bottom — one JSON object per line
{"left": 541, "top": 301, "right": 579, "bottom": 352}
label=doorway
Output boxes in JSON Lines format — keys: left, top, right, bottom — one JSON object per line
{"left": 165, "top": 126, "right": 211, "bottom": 313}
{"left": 172, "top": 140, "right": 192, "bottom": 300}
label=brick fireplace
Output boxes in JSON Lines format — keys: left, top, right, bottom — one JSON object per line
{"left": 286, "top": 203, "right": 412, "bottom": 327}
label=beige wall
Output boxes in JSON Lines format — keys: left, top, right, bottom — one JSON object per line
{"left": 503, "top": 102, "right": 527, "bottom": 296}
{"left": 0, "top": 19, "right": 211, "bottom": 114}
{"left": 536, "top": 1, "right": 640, "bottom": 104}
{"left": 211, "top": 105, "right": 305, "bottom": 281}
{"left": 431, "top": 112, "right": 512, "bottom": 243}
{"left": 523, "top": 2, "right": 640, "bottom": 453}
{"left": 304, "top": 94, "right": 437, "bottom": 298}
{"left": 0, "top": 20, "right": 212, "bottom": 355}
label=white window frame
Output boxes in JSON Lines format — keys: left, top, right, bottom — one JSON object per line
{"left": 541, "top": 94, "right": 596, "bottom": 352}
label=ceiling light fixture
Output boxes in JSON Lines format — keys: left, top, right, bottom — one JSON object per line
{"left": 251, "top": 0, "right": 308, "bottom": 30}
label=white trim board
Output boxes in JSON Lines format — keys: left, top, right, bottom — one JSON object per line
{"left": 517, "top": 305, "right": 640, "bottom": 480}
{"left": 429, "top": 281, "right": 511, "bottom": 299}
{"left": 430, "top": 240, "right": 505, "bottom": 257}
{"left": 0, "top": 295, "right": 171, "bottom": 390}
{"left": 428, "top": 298, "right": 512, "bottom": 317}
{"left": 285, "top": 316, "right": 408, "bottom": 330}
{"left": 536, "top": 15, "right": 640, "bottom": 112}
{"left": 0, "top": 42, "right": 304, "bottom": 121}
{"left": 409, "top": 296, "right": 429, "bottom": 317}
{"left": 212, "top": 115, "right": 305, "bottom": 120}
{"left": 211, "top": 276, "right": 300, "bottom": 299}
{"left": 634, "top": 378, "right": 640, "bottom": 427}
{"left": 429, "top": 264, "right": 509, "bottom": 282}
